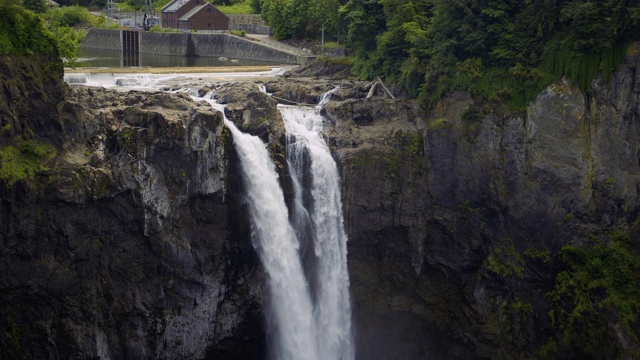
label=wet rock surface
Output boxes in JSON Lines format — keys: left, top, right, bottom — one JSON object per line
{"left": 0, "top": 67, "right": 266, "bottom": 359}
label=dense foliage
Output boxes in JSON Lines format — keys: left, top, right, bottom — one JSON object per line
{"left": 261, "top": 0, "right": 640, "bottom": 108}
{"left": 546, "top": 231, "right": 640, "bottom": 358}
{"left": 343, "top": 0, "right": 640, "bottom": 108}
{"left": 0, "top": 0, "right": 57, "bottom": 55}
{"left": 0, "top": 0, "right": 95, "bottom": 65}
{"left": 42, "top": 5, "right": 98, "bottom": 66}
{"left": 261, "top": 0, "right": 345, "bottom": 39}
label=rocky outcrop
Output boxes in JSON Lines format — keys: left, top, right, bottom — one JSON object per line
{"left": 322, "top": 45, "right": 640, "bottom": 359}
{"left": 0, "top": 53, "right": 65, "bottom": 146}
{"left": 0, "top": 83, "right": 267, "bottom": 359}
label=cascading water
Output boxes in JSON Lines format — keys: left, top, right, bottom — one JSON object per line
{"left": 280, "top": 88, "right": 354, "bottom": 360}
{"left": 225, "top": 87, "right": 354, "bottom": 360}
{"left": 224, "top": 118, "right": 319, "bottom": 360}
{"left": 64, "top": 72, "right": 353, "bottom": 358}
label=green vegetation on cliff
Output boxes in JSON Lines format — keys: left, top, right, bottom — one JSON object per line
{"left": 262, "top": 0, "right": 640, "bottom": 108}
{"left": 0, "top": 0, "right": 57, "bottom": 56}
{"left": 0, "top": 0, "right": 94, "bottom": 65}
{"left": 545, "top": 232, "right": 640, "bottom": 358}
{"left": 343, "top": 0, "right": 640, "bottom": 108}
{"left": 0, "top": 139, "right": 56, "bottom": 187}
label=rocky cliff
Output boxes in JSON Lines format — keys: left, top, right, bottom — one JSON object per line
{"left": 0, "top": 54, "right": 273, "bottom": 359}
{"left": 318, "top": 44, "right": 640, "bottom": 359}
{"left": 1, "top": 43, "right": 640, "bottom": 360}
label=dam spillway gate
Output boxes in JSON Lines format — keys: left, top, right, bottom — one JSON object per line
{"left": 121, "top": 30, "right": 141, "bottom": 67}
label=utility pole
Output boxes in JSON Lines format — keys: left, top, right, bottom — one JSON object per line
{"left": 143, "top": 0, "right": 153, "bottom": 29}
{"left": 144, "top": 0, "right": 153, "bottom": 17}
{"left": 106, "top": 0, "right": 114, "bottom": 25}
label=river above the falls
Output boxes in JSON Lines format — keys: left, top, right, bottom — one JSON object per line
{"left": 63, "top": 66, "right": 294, "bottom": 91}
{"left": 76, "top": 47, "right": 278, "bottom": 68}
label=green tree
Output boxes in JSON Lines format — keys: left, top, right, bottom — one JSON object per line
{"left": 340, "top": 0, "right": 385, "bottom": 55}
{"left": 0, "top": 0, "right": 57, "bottom": 55}
{"left": 23, "top": 0, "right": 47, "bottom": 13}
{"left": 51, "top": 25, "right": 83, "bottom": 66}
{"left": 262, "top": 0, "right": 344, "bottom": 39}
{"left": 45, "top": 5, "right": 95, "bottom": 27}
{"left": 340, "top": 0, "right": 640, "bottom": 108}
{"left": 250, "top": 0, "right": 262, "bottom": 12}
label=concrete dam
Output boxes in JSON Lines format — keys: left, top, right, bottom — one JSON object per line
{"left": 80, "top": 29, "right": 309, "bottom": 65}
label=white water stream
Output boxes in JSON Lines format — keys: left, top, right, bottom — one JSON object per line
{"left": 227, "top": 87, "right": 354, "bottom": 360}
{"left": 225, "top": 118, "right": 319, "bottom": 359}
{"left": 280, "top": 88, "right": 354, "bottom": 360}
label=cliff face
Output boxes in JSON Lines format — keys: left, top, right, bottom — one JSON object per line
{"left": 1, "top": 45, "right": 640, "bottom": 360}
{"left": 0, "top": 53, "right": 65, "bottom": 146}
{"left": 0, "top": 56, "right": 271, "bottom": 359}
{"left": 323, "top": 44, "right": 640, "bottom": 359}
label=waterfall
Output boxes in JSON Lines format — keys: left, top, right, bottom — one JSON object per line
{"left": 224, "top": 118, "right": 319, "bottom": 360}
{"left": 223, "top": 87, "right": 354, "bottom": 360}
{"left": 68, "top": 75, "right": 354, "bottom": 358}
{"left": 280, "top": 87, "right": 354, "bottom": 360}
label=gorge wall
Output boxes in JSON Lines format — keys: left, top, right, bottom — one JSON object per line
{"left": 1, "top": 43, "right": 640, "bottom": 359}
{"left": 0, "top": 54, "right": 269, "bottom": 359}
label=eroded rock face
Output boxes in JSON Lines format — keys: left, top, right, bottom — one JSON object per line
{"left": 0, "top": 83, "right": 266, "bottom": 359}
{"left": 0, "top": 54, "right": 65, "bottom": 147}
{"left": 323, "top": 46, "right": 640, "bottom": 359}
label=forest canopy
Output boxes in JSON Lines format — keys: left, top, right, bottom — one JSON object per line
{"left": 262, "top": 0, "right": 640, "bottom": 108}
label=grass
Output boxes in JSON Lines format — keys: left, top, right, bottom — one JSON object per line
{"left": 216, "top": 0, "right": 254, "bottom": 14}
{"left": 0, "top": 139, "right": 56, "bottom": 187}
{"left": 322, "top": 41, "right": 343, "bottom": 49}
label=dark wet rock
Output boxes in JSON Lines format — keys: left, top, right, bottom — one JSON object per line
{"left": 0, "top": 67, "right": 266, "bottom": 359}
{"left": 324, "top": 44, "right": 640, "bottom": 360}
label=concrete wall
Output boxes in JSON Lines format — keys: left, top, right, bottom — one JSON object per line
{"left": 192, "top": 33, "right": 299, "bottom": 64}
{"left": 227, "top": 14, "right": 264, "bottom": 26}
{"left": 230, "top": 24, "right": 272, "bottom": 35}
{"left": 80, "top": 28, "right": 121, "bottom": 50}
{"left": 139, "top": 32, "right": 192, "bottom": 55}
{"left": 80, "top": 29, "right": 300, "bottom": 64}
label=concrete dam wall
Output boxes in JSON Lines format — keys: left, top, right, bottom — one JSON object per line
{"left": 80, "top": 29, "right": 300, "bottom": 64}
{"left": 190, "top": 33, "right": 298, "bottom": 64}
{"left": 81, "top": 28, "right": 122, "bottom": 50}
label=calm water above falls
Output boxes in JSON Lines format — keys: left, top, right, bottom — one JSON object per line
{"left": 75, "top": 48, "right": 274, "bottom": 68}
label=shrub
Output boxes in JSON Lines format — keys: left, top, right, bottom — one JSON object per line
{"left": 0, "top": 139, "right": 57, "bottom": 187}
{"left": 230, "top": 29, "right": 246, "bottom": 37}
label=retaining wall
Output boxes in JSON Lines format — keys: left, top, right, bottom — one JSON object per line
{"left": 191, "top": 33, "right": 298, "bottom": 64}
{"left": 139, "top": 32, "right": 192, "bottom": 56}
{"left": 230, "top": 24, "right": 272, "bottom": 35}
{"left": 81, "top": 28, "right": 121, "bottom": 50}
{"left": 227, "top": 14, "right": 265, "bottom": 25}
{"left": 80, "top": 29, "right": 299, "bottom": 64}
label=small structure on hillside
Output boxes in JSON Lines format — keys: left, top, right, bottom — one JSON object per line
{"left": 161, "top": 0, "right": 229, "bottom": 31}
